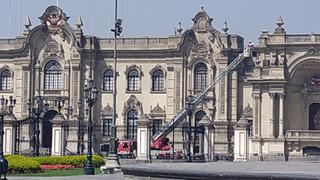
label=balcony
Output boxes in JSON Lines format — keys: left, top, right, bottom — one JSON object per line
{"left": 286, "top": 130, "right": 320, "bottom": 140}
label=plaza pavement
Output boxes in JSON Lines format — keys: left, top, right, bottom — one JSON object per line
{"left": 121, "top": 161, "right": 320, "bottom": 179}
{"left": 7, "top": 161, "right": 320, "bottom": 179}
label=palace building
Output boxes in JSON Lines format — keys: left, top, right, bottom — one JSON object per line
{"left": 0, "top": 5, "right": 319, "bottom": 161}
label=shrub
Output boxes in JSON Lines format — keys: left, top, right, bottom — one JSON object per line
{"left": 6, "top": 155, "right": 41, "bottom": 174}
{"left": 33, "top": 155, "right": 105, "bottom": 168}
{"left": 40, "top": 164, "right": 75, "bottom": 170}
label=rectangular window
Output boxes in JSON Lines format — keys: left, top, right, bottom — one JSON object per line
{"left": 1, "top": 77, "right": 11, "bottom": 90}
{"left": 103, "top": 76, "right": 114, "bottom": 91}
{"left": 101, "top": 119, "right": 112, "bottom": 136}
{"left": 152, "top": 119, "right": 162, "bottom": 135}
{"left": 128, "top": 77, "right": 139, "bottom": 91}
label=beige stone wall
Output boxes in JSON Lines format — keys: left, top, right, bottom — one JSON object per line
{"left": 0, "top": 5, "right": 249, "bottom": 158}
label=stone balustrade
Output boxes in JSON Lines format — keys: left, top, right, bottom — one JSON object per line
{"left": 96, "top": 36, "right": 182, "bottom": 50}
{"left": 286, "top": 130, "right": 320, "bottom": 139}
{"left": 0, "top": 38, "right": 26, "bottom": 50}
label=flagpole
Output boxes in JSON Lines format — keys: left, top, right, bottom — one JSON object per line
{"left": 19, "top": 0, "right": 22, "bottom": 35}
{"left": 8, "top": 0, "right": 11, "bottom": 37}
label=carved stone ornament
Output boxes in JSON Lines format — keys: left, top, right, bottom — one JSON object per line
{"left": 122, "top": 95, "right": 143, "bottom": 116}
{"left": 150, "top": 103, "right": 166, "bottom": 117}
{"left": 305, "top": 47, "right": 320, "bottom": 56}
{"left": 124, "top": 64, "right": 143, "bottom": 77}
{"left": 100, "top": 103, "right": 113, "bottom": 117}
{"left": 189, "top": 43, "right": 214, "bottom": 68}
{"left": 39, "top": 6, "right": 69, "bottom": 34}
{"left": 303, "top": 75, "right": 320, "bottom": 92}
{"left": 242, "top": 103, "right": 253, "bottom": 118}
{"left": 192, "top": 7, "right": 213, "bottom": 33}
{"left": 43, "top": 42, "right": 64, "bottom": 59}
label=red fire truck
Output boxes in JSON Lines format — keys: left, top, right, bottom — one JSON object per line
{"left": 117, "top": 139, "right": 136, "bottom": 159}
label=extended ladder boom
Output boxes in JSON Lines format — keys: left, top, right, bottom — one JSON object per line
{"left": 152, "top": 45, "right": 253, "bottom": 142}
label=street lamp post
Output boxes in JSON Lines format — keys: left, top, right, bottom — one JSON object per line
{"left": 185, "top": 95, "right": 194, "bottom": 162}
{"left": 27, "top": 99, "right": 36, "bottom": 156}
{"left": 34, "top": 96, "right": 42, "bottom": 157}
{"left": 0, "top": 96, "right": 16, "bottom": 180}
{"left": 77, "top": 99, "right": 82, "bottom": 155}
{"left": 84, "top": 78, "right": 98, "bottom": 175}
{"left": 14, "top": 121, "right": 20, "bottom": 154}
{"left": 27, "top": 96, "right": 49, "bottom": 157}
{"left": 105, "top": 0, "right": 122, "bottom": 173}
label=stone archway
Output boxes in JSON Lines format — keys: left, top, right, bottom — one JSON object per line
{"left": 194, "top": 111, "right": 206, "bottom": 158}
{"left": 42, "top": 110, "right": 58, "bottom": 150}
{"left": 286, "top": 59, "right": 320, "bottom": 130}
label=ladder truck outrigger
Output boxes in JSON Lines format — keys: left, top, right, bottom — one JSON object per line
{"left": 150, "top": 43, "right": 254, "bottom": 153}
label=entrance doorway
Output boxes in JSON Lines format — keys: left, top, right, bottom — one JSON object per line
{"left": 309, "top": 103, "right": 320, "bottom": 130}
{"left": 194, "top": 111, "right": 206, "bottom": 159}
{"left": 42, "top": 110, "right": 58, "bottom": 149}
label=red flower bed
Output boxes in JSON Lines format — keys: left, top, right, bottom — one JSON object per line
{"left": 40, "top": 164, "right": 76, "bottom": 170}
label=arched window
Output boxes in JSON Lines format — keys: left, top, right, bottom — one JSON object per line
{"left": 44, "top": 60, "right": 62, "bottom": 90}
{"left": 103, "top": 69, "right": 113, "bottom": 91}
{"left": 127, "top": 109, "right": 138, "bottom": 139}
{"left": 0, "top": 69, "right": 11, "bottom": 91}
{"left": 194, "top": 62, "right": 208, "bottom": 94}
{"left": 127, "top": 69, "right": 139, "bottom": 91}
{"left": 195, "top": 110, "right": 206, "bottom": 127}
{"left": 152, "top": 69, "right": 164, "bottom": 91}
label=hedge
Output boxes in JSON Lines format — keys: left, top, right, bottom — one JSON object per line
{"left": 6, "top": 155, "right": 41, "bottom": 174}
{"left": 33, "top": 155, "right": 105, "bottom": 168}
{"left": 6, "top": 155, "right": 105, "bottom": 174}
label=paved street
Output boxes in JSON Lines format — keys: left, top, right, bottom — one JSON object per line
{"left": 8, "top": 172, "right": 124, "bottom": 180}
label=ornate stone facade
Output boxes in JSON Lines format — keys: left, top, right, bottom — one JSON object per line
{"left": 3, "top": 5, "right": 319, "bottom": 160}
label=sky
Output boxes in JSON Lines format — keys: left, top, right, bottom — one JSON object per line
{"left": 0, "top": 0, "right": 320, "bottom": 43}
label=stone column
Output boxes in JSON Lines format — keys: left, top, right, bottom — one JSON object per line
{"left": 34, "top": 61, "right": 41, "bottom": 96}
{"left": 234, "top": 117, "right": 249, "bottom": 161}
{"left": 3, "top": 126, "right": 13, "bottom": 155}
{"left": 252, "top": 92, "right": 262, "bottom": 137}
{"left": 279, "top": 93, "right": 285, "bottom": 137}
{"left": 253, "top": 91, "right": 263, "bottom": 161}
{"left": 51, "top": 114, "right": 65, "bottom": 156}
{"left": 136, "top": 114, "right": 151, "bottom": 161}
{"left": 269, "top": 93, "right": 275, "bottom": 138}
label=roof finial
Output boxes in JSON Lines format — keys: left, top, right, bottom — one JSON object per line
{"left": 24, "top": 16, "right": 31, "bottom": 29}
{"left": 276, "top": 16, "right": 284, "bottom": 27}
{"left": 222, "top": 21, "right": 229, "bottom": 34}
{"left": 75, "top": 16, "right": 83, "bottom": 29}
{"left": 274, "top": 16, "right": 285, "bottom": 34}
{"left": 177, "top": 22, "right": 183, "bottom": 34}
{"left": 201, "top": 6, "right": 204, "bottom": 11}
